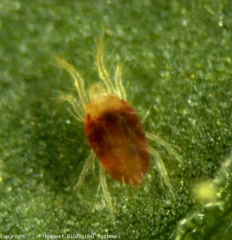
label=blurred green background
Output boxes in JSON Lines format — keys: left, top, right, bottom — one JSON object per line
{"left": 1, "top": 0, "right": 232, "bottom": 239}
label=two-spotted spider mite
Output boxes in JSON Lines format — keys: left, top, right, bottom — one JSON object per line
{"left": 55, "top": 42, "right": 181, "bottom": 216}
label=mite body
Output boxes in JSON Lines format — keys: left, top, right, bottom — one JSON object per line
{"left": 85, "top": 94, "right": 150, "bottom": 186}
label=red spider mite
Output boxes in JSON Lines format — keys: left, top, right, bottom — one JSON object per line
{"left": 55, "top": 43, "right": 181, "bottom": 214}
{"left": 56, "top": 44, "right": 150, "bottom": 186}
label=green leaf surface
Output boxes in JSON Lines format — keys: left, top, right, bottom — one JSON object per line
{"left": 1, "top": 0, "right": 232, "bottom": 239}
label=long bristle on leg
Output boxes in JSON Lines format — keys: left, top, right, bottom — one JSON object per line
{"left": 114, "top": 62, "right": 127, "bottom": 100}
{"left": 75, "top": 151, "right": 95, "bottom": 190}
{"left": 99, "top": 165, "right": 115, "bottom": 220}
{"left": 96, "top": 42, "right": 115, "bottom": 95}
{"left": 146, "top": 132, "right": 181, "bottom": 197}
{"left": 54, "top": 56, "right": 88, "bottom": 112}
